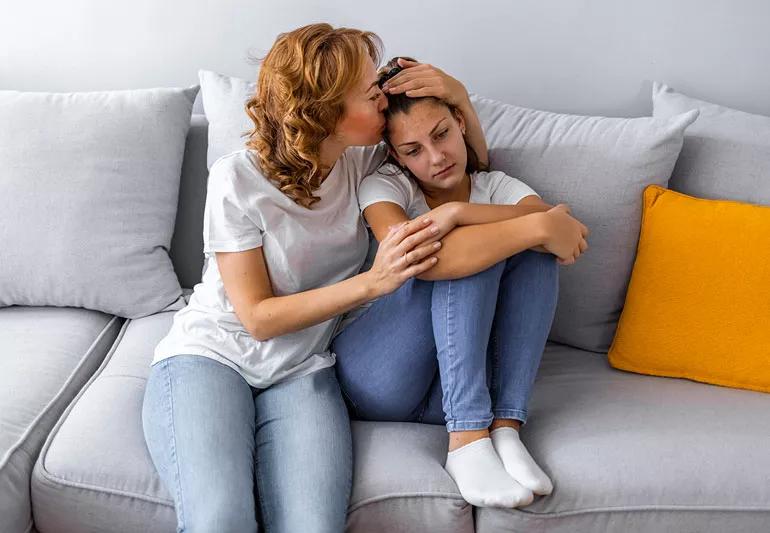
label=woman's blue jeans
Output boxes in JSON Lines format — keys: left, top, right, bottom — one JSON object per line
{"left": 331, "top": 249, "right": 559, "bottom": 431}
{"left": 142, "top": 358, "right": 352, "bottom": 533}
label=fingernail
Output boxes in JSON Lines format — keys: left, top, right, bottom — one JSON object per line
{"left": 433, "top": 242, "right": 441, "bottom": 248}
{"left": 423, "top": 218, "right": 431, "bottom": 225}
{"left": 430, "top": 226, "right": 439, "bottom": 234}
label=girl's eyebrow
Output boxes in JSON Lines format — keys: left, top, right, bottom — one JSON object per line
{"left": 398, "top": 118, "right": 448, "bottom": 147}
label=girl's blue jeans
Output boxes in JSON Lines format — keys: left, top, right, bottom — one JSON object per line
{"left": 331, "top": 249, "right": 559, "bottom": 432}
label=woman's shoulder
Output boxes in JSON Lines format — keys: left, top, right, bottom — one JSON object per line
{"left": 343, "top": 143, "right": 388, "bottom": 179}
{"left": 208, "top": 149, "right": 275, "bottom": 192}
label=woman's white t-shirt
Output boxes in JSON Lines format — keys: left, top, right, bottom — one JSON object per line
{"left": 334, "top": 165, "right": 541, "bottom": 335}
{"left": 152, "top": 145, "right": 386, "bottom": 388}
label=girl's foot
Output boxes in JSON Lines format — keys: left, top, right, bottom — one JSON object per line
{"left": 445, "top": 437, "right": 534, "bottom": 508}
{"left": 490, "top": 427, "right": 553, "bottom": 495}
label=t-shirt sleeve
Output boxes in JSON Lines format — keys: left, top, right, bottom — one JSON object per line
{"left": 487, "top": 171, "right": 541, "bottom": 205}
{"left": 344, "top": 143, "right": 389, "bottom": 187}
{"left": 203, "top": 159, "right": 264, "bottom": 253}
{"left": 357, "top": 165, "right": 415, "bottom": 214}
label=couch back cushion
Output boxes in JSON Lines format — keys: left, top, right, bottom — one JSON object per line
{"left": 0, "top": 87, "right": 197, "bottom": 318}
{"left": 472, "top": 94, "right": 698, "bottom": 352}
{"left": 652, "top": 82, "right": 770, "bottom": 206}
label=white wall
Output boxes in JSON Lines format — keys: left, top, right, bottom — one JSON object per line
{"left": 2, "top": 0, "right": 769, "bottom": 117}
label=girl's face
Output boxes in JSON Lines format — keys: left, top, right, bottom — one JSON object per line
{"left": 334, "top": 57, "right": 388, "bottom": 146}
{"left": 387, "top": 100, "right": 468, "bottom": 193}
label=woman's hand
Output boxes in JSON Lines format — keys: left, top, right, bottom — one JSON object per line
{"left": 381, "top": 58, "right": 470, "bottom": 108}
{"left": 364, "top": 218, "right": 443, "bottom": 298}
{"left": 534, "top": 204, "right": 590, "bottom": 266}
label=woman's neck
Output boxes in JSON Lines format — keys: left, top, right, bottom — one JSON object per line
{"left": 318, "top": 136, "right": 347, "bottom": 182}
{"left": 422, "top": 173, "right": 471, "bottom": 210}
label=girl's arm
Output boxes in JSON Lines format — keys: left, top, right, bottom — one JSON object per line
{"left": 216, "top": 220, "right": 441, "bottom": 341}
{"left": 452, "top": 195, "right": 553, "bottom": 225}
{"left": 364, "top": 201, "right": 550, "bottom": 282}
{"left": 452, "top": 195, "right": 554, "bottom": 254}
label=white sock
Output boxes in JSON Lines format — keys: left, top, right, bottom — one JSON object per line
{"left": 490, "top": 427, "right": 553, "bottom": 496}
{"left": 444, "top": 437, "right": 534, "bottom": 508}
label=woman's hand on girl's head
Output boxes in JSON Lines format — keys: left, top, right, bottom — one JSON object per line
{"left": 364, "top": 218, "right": 443, "bottom": 298}
{"left": 381, "top": 58, "right": 470, "bottom": 108}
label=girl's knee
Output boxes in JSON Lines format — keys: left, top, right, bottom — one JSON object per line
{"left": 515, "top": 249, "right": 559, "bottom": 276}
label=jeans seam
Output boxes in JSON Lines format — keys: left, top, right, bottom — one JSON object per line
{"left": 493, "top": 408, "right": 528, "bottom": 424}
{"left": 443, "top": 280, "right": 456, "bottom": 424}
{"left": 162, "top": 361, "right": 185, "bottom": 531}
{"left": 446, "top": 416, "right": 495, "bottom": 432}
{"left": 254, "top": 422, "right": 272, "bottom": 531}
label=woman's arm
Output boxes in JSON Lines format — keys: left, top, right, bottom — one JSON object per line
{"left": 216, "top": 220, "right": 441, "bottom": 341}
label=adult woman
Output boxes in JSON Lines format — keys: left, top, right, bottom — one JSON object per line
{"left": 331, "top": 58, "right": 589, "bottom": 509}
{"left": 141, "top": 25, "right": 488, "bottom": 533}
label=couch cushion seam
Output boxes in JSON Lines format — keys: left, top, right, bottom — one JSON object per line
{"left": 0, "top": 315, "right": 124, "bottom": 471}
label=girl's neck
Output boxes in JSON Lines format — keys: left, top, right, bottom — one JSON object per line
{"left": 422, "top": 172, "right": 471, "bottom": 210}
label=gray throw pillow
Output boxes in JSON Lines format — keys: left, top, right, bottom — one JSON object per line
{"left": 199, "top": 69, "right": 256, "bottom": 168}
{"left": 0, "top": 86, "right": 198, "bottom": 318}
{"left": 471, "top": 94, "right": 698, "bottom": 353}
{"left": 652, "top": 82, "right": 770, "bottom": 206}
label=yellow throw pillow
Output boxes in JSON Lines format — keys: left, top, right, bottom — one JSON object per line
{"left": 608, "top": 185, "right": 770, "bottom": 393}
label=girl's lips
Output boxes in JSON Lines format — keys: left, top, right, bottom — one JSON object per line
{"left": 433, "top": 163, "right": 455, "bottom": 178}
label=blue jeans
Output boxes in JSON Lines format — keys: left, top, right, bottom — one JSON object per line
{"left": 331, "top": 249, "right": 559, "bottom": 431}
{"left": 141, "top": 356, "right": 352, "bottom": 533}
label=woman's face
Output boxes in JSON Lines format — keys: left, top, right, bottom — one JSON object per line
{"left": 388, "top": 100, "right": 468, "bottom": 193}
{"left": 335, "top": 57, "right": 388, "bottom": 146}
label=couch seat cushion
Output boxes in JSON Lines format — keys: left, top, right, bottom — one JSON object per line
{"left": 31, "top": 308, "right": 472, "bottom": 533}
{"left": 0, "top": 306, "right": 121, "bottom": 533}
{"left": 477, "top": 343, "right": 770, "bottom": 533}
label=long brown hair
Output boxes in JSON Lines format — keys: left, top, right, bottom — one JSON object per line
{"left": 245, "top": 23, "right": 382, "bottom": 208}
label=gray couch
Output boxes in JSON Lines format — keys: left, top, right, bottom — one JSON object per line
{"left": 4, "top": 93, "right": 770, "bottom": 533}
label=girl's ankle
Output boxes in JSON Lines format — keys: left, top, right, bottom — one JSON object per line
{"left": 448, "top": 428, "right": 490, "bottom": 452}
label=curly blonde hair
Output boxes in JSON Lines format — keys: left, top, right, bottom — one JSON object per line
{"left": 245, "top": 23, "right": 382, "bottom": 208}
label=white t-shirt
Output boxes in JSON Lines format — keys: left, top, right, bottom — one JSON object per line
{"left": 334, "top": 165, "right": 541, "bottom": 335}
{"left": 152, "top": 145, "right": 386, "bottom": 388}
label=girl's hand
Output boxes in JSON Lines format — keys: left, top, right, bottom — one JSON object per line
{"left": 535, "top": 204, "right": 590, "bottom": 266}
{"left": 364, "top": 218, "right": 443, "bottom": 297}
{"left": 422, "top": 201, "right": 462, "bottom": 241}
{"left": 381, "top": 58, "right": 470, "bottom": 108}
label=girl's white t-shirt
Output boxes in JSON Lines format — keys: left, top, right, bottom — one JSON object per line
{"left": 334, "top": 165, "right": 541, "bottom": 335}
{"left": 152, "top": 145, "right": 386, "bottom": 388}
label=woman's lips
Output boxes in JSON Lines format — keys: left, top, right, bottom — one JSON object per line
{"left": 433, "top": 163, "right": 455, "bottom": 179}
